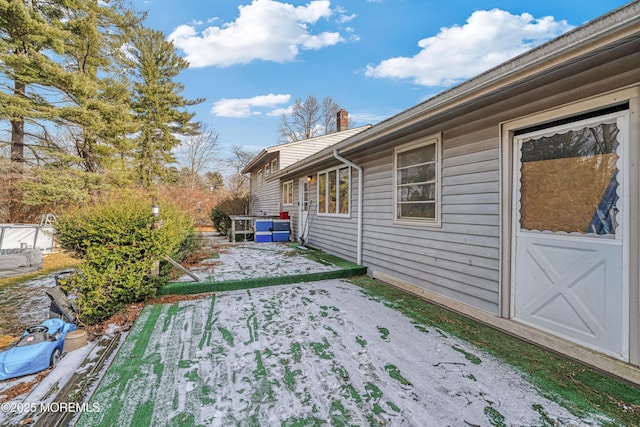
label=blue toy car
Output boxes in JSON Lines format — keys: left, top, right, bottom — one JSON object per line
{"left": 0, "top": 318, "right": 77, "bottom": 381}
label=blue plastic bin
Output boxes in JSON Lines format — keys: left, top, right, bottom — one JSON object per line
{"left": 255, "top": 231, "right": 272, "bottom": 242}
{"left": 272, "top": 220, "right": 290, "bottom": 231}
{"left": 272, "top": 231, "right": 290, "bottom": 242}
{"left": 255, "top": 220, "right": 273, "bottom": 232}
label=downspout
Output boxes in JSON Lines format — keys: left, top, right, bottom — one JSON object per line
{"left": 333, "top": 150, "right": 363, "bottom": 265}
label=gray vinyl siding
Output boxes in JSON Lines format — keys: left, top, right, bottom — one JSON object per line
{"left": 362, "top": 132, "right": 501, "bottom": 314}
{"left": 304, "top": 170, "right": 359, "bottom": 263}
{"left": 298, "top": 129, "right": 502, "bottom": 314}
{"left": 249, "top": 172, "right": 281, "bottom": 216}
{"left": 247, "top": 127, "right": 370, "bottom": 218}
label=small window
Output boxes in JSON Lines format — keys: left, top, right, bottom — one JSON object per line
{"left": 265, "top": 163, "right": 271, "bottom": 177}
{"left": 317, "top": 166, "right": 350, "bottom": 216}
{"left": 394, "top": 134, "right": 441, "bottom": 224}
{"left": 318, "top": 173, "right": 327, "bottom": 214}
{"left": 257, "top": 169, "right": 263, "bottom": 186}
{"left": 271, "top": 158, "right": 278, "bottom": 173}
{"left": 283, "top": 181, "right": 293, "bottom": 206}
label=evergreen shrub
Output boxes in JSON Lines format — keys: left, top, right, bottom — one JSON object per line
{"left": 209, "top": 194, "right": 250, "bottom": 236}
{"left": 56, "top": 192, "right": 194, "bottom": 323}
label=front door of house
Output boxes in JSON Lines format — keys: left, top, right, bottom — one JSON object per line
{"left": 298, "top": 178, "right": 311, "bottom": 244}
{"left": 512, "top": 110, "right": 629, "bottom": 361}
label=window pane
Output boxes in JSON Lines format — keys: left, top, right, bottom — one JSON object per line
{"left": 339, "top": 168, "right": 349, "bottom": 214}
{"left": 283, "top": 182, "right": 293, "bottom": 205}
{"left": 303, "top": 182, "right": 310, "bottom": 211}
{"left": 397, "top": 144, "right": 435, "bottom": 168}
{"left": 398, "top": 202, "right": 435, "bottom": 219}
{"left": 519, "top": 121, "right": 620, "bottom": 234}
{"left": 318, "top": 173, "right": 326, "bottom": 213}
{"left": 398, "top": 183, "right": 435, "bottom": 202}
{"left": 328, "top": 170, "right": 337, "bottom": 214}
{"left": 398, "top": 164, "right": 435, "bottom": 185}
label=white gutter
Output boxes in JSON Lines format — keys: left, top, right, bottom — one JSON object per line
{"left": 333, "top": 150, "right": 363, "bottom": 266}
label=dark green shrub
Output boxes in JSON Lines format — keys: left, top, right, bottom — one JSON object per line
{"left": 210, "top": 206, "right": 231, "bottom": 235}
{"left": 209, "top": 194, "right": 250, "bottom": 235}
{"left": 56, "top": 193, "right": 194, "bottom": 324}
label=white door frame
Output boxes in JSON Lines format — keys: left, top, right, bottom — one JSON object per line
{"left": 298, "top": 177, "right": 310, "bottom": 244}
{"left": 500, "top": 92, "right": 636, "bottom": 362}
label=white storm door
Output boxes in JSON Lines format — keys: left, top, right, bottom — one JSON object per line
{"left": 298, "top": 178, "right": 310, "bottom": 243}
{"left": 512, "top": 111, "right": 629, "bottom": 361}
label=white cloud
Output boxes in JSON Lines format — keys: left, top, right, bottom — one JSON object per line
{"left": 334, "top": 6, "right": 356, "bottom": 24}
{"left": 212, "top": 94, "right": 291, "bottom": 118}
{"left": 267, "top": 106, "right": 293, "bottom": 116}
{"left": 169, "top": 0, "right": 344, "bottom": 67}
{"left": 365, "top": 9, "right": 574, "bottom": 87}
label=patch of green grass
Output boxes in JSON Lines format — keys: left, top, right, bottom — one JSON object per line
{"left": 484, "top": 404, "right": 506, "bottom": 427}
{"left": 169, "top": 412, "right": 206, "bottom": 426}
{"left": 159, "top": 266, "right": 367, "bottom": 295}
{"left": 309, "top": 337, "right": 333, "bottom": 360}
{"left": 377, "top": 326, "right": 389, "bottom": 341}
{"left": 452, "top": 344, "right": 482, "bottom": 365}
{"left": 330, "top": 400, "right": 349, "bottom": 426}
{"left": 198, "top": 296, "right": 216, "bottom": 350}
{"left": 217, "top": 326, "right": 234, "bottom": 347}
{"left": 384, "top": 364, "right": 412, "bottom": 388}
{"left": 282, "top": 415, "right": 325, "bottom": 427}
{"left": 290, "top": 341, "right": 302, "bottom": 363}
{"left": 349, "top": 276, "right": 640, "bottom": 426}
{"left": 283, "top": 365, "right": 302, "bottom": 390}
{"left": 132, "top": 400, "right": 154, "bottom": 427}
{"left": 300, "top": 247, "right": 363, "bottom": 269}
{"left": 78, "top": 304, "right": 165, "bottom": 426}
{"left": 532, "top": 403, "right": 558, "bottom": 427}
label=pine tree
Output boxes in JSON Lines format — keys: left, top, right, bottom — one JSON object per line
{"left": 0, "top": 0, "right": 69, "bottom": 163}
{"left": 56, "top": 0, "right": 140, "bottom": 173}
{"left": 126, "top": 26, "right": 203, "bottom": 187}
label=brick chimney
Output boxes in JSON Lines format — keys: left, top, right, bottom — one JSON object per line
{"left": 336, "top": 109, "right": 348, "bottom": 132}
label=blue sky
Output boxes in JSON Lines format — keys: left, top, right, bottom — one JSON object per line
{"left": 134, "top": 0, "right": 631, "bottom": 173}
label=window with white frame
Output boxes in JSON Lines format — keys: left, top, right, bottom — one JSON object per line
{"left": 283, "top": 180, "right": 293, "bottom": 206}
{"left": 394, "top": 134, "right": 441, "bottom": 224}
{"left": 317, "top": 166, "right": 350, "bottom": 216}
{"left": 271, "top": 158, "right": 278, "bottom": 173}
{"left": 257, "top": 169, "right": 263, "bottom": 186}
{"left": 265, "top": 162, "right": 271, "bottom": 177}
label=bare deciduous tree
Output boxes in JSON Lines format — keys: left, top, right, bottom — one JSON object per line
{"left": 178, "top": 122, "right": 219, "bottom": 188}
{"left": 278, "top": 95, "right": 342, "bottom": 144}
{"left": 226, "top": 145, "right": 257, "bottom": 195}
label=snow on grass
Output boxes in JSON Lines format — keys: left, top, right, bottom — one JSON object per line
{"left": 177, "top": 242, "right": 340, "bottom": 282}
{"left": 0, "top": 276, "right": 57, "bottom": 336}
{"left": 78, "top": 280, "right": 598, "bottom": 426}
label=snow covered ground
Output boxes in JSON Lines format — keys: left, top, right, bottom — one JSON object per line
{"left": 177, "top": 240, "right": 340, "bottom": 282}
{"left": 0, "top": 275, "right": 59, "bottom": 336}
{"left": 78, "top": 280, "right": 605, "bottom": 426}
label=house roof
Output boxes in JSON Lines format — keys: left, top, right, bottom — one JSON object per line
{"left": 241, "top": 125, "right": 372, "bottom": 174}
{"left": 271, "top": 1, "right": 640, "bottom": 180}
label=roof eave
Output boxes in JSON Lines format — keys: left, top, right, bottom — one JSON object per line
{"left": 273, "top": 1, "right": 640, "bottom": 178}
